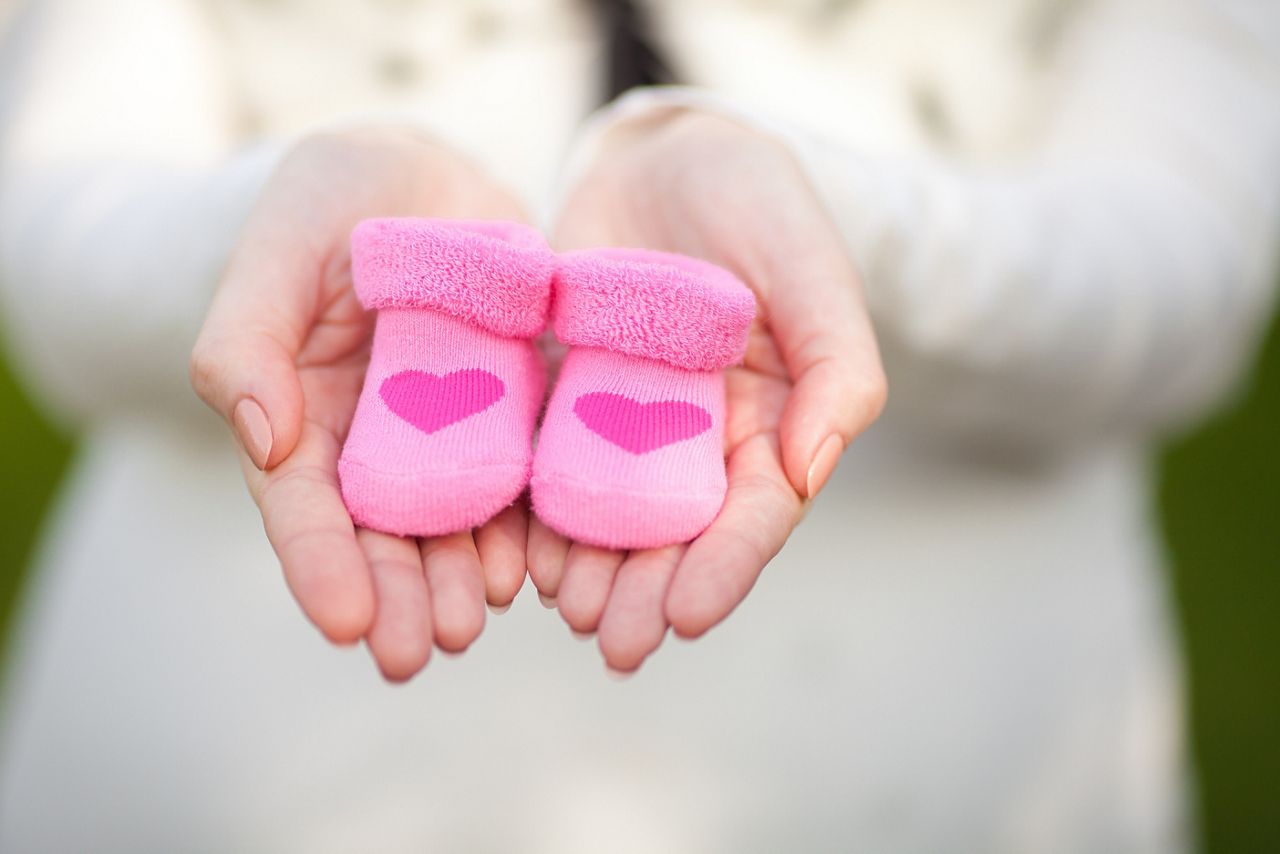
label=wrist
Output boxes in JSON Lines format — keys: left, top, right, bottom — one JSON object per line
{"left": 274, "top": 125, "right": 519, "bottom": 224}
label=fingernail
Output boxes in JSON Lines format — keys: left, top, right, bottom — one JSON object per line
{"left": 570, "top": 628, "right": 592, "bottom": 641}
{"left": 537, "top": 592, "right": 557, "bottom": 609}
{"left": 486, "top": 601, "right": 511, "bottom": 615}
{"left": 806, "top": 434, "right": 844, "bottom": 499}
{"left": 233, "top": 398, "right": 273, "bottom": 469}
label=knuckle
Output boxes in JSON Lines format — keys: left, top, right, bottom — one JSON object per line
{"left": 830, "top": 360, "right": 889, "bottom": 435}
{"left": 187, "top": 340, "right": 221, "bottom": 401}
{"left": 861, "top": 366, "right": 889, "bottom": 423}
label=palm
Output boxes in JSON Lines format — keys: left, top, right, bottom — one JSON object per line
{"left": 528, "top": 270, "right": 803, "bottom": 672}
{"left": 194, "top": 129, "right": 531, "bottom": 682}
{"left": 726, "top": 330, "right": 791, "bottom": 451}
{"left": 296, "top": 275, "right": 373, "bottom": 434}
{"left": 529, "top": 110, "right": 884, "bottom": 672}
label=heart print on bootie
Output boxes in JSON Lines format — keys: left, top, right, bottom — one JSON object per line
{"left": 338, "top": 218, "right": 554, "bottom": 537}
{"left": 531, "top": 247, "right": 756, "bottom": 549}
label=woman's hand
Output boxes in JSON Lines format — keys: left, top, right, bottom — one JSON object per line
{"left": 531, "top": 109, "right": 886, "bottom": 672}
{"left": 190, "top": 128, "right": 529, "bottom": 681}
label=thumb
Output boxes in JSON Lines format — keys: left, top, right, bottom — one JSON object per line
{"left": 190, "top": 328, "right": 304, "bottom": 470}
{"left": 189, "top": 231, "right": 315, "bottom": 470}
{"left": 759, "top": 239, "right": 887, "bottom": 499}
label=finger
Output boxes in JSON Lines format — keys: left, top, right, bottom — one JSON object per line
{"left": 597, "top": 545, "right": 684, "bottom": 672}
{"left": 243, "top": 421, "right": 376, "bottom": 644}
{"left": 189, "top": 204, "right": 329, "bottom": 470}
{"left": 755, "top": 235, "right": 886, "bottom": 498}
{"left": 665, "top": 434, "right": 803, "bottom": 638}
{"left": 475, "top": 502, "right": 529, "bottom": 609}
{"left": 357, "top": 528, "right": 432, "bottom": 682}
{"left": 190, "top": 328, "right": 305, "bottom": 471}
{"left": 421, "top": 532, "right": 487, "bottom": 652}
{"left": 526, "top": 516, "right": 571, "bottom": 600}
{"left": 556, "top": 544, "right": 626, "bottom": 634}
{"left": 782, "top": 350, "right": 886, "bottom": 498}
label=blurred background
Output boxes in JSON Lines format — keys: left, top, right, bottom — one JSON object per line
{"left": 0, "top": 0, "right": 1277, "bottom": 850}
{"left": 3, "top": 305, "right": 1276, "bottom": 851}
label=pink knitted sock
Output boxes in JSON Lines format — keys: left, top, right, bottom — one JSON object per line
{"left": 531, "top": 248, "right": 756, "bottom": 549}
{"left": 338, "top": 218, "right": 554, "bottom": 537}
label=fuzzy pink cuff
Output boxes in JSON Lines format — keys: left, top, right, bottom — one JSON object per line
{"left": 351, "top": 218, "right": 555, "bottom": 339}
{"left": 552, "top": 248, "right": 756, "bottom": 372}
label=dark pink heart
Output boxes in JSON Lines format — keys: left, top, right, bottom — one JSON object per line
{"left": 380, "top": 369, "right": 504, "bottom": 435}
{"left": 573, "top": 392, "right": 712, "bottom": 455}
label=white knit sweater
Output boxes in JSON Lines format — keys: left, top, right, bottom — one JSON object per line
{"left": 0, "top": 1, "right": 1277, "bottom": 852}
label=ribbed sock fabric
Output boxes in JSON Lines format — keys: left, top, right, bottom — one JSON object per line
{"left": 533, "top": 347, "right": 725, "bottom": 547}
{"left": 338, "top": 218, "right": 554, "bottom": 537}
{"left": 532, "top": 247, "right": 756, "bottom": 549}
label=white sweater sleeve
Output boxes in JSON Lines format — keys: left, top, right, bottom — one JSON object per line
{"left": 0, "top": 0, "right": 283, "bottom": 427}
{"left": 572, "top": 0, "right": 1280, "bottom": 453}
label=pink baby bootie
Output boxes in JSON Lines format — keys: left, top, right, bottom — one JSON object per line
{"left": 338, "top": 218, "right": 555, "bottom": 537}
{"left": 531, "top": 248, "right": 756, "bottom": 549}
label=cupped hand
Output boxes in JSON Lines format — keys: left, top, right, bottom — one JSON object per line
{"left": 190, "top": 128, "right": 529, "bottom": 681}
{"left": 531, "top": 109, "right": 887, "bottom": 672}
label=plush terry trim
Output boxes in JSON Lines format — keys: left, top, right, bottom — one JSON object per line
{"left": 351, "top": 218, "right": 555, "bottom": 339}
{"left": 552, "top": 248, "right": 756, "bottom": 371}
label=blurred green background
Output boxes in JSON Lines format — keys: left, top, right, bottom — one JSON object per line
{"left": 1, "top": 315, "right": 1278, "bottom": 851}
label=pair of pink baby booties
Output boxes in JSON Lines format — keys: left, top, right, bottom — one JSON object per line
{"left": 337, "top": 218, "right": 756, "bottom": 550}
